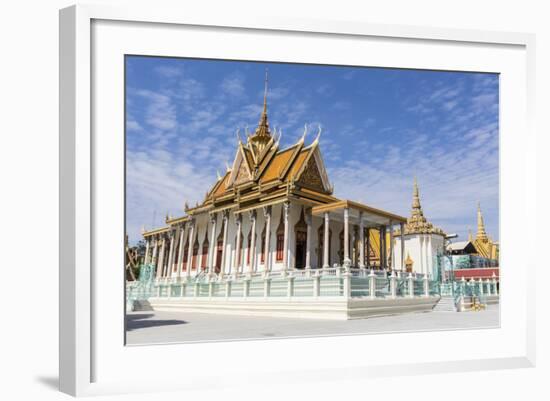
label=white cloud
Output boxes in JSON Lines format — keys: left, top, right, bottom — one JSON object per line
{"left": 154, "top": 65, "right": 182, "bottom": 78}
{"left": 221, "top": 73, "right": 246, "bottom": 97}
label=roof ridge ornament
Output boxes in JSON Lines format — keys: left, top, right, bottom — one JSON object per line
{"left": 314, "top": 123, "right": 322, "bottom": 144}
{"left": 300, "top": 124, "right": 308, "bottom": 143}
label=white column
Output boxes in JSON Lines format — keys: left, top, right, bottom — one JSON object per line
{"left": 389, "top": 221, "right": 394, "bottom": 271}
{"left": 151, "top": 237, "right": 159, "bottom": 267}
{"left": 167, "top": 230, "right": 176, "bottom": 277}
{"left": 343, "top": 207, "right": 350, "bottom": 267}
{"left": 144, "top": 238, "right": 151, "bottom": 264}
{"left": 351, "top": 226, "right": 356, "bottom": 266}
{"left": 248, "top": 210, "right": 257, "bottom": 274}
{"left": 427, "top": 236, "right": 434, "bottom": 276}
{"left": 419, "top": 236, "right": 425, "bottom": 274}
{"left": 263, "top": 206, "right": 272, "bottom": 272}
{"left": 156, "top": 235, "right": 166, "bottom": 279}
{"left": 379, "top": 226, "right": 385, "bottom": 270}
{"left": 323, "top": 211, "right": 330, "bottom": 269}
{"left": 186, "top": 221, "right": 195, "bottom": 276}
{"left": 208, "top": 214, "right": 217, "bottom": 275}
{"left": 176, "top": 223, "right": 186, "bottom": 277}
{"left": 221, "top": 211, "right": 229, "bottom": 276}
{"left": 234, "top": 214, "right": 242, "bottom": 275}
{"left": 283, "top": 202, "right": 290, "bottom": 273}
{"left": 305, "top": 210, "right": 312, "bottom": 270}
{"left": 359, "top": 212, "right": 365, "bottom": 268}
{"left": 400, "top": 222, "right": 405, "bottom": 271}
{"left": 365, "top": 228, "right": 370, "bottom": 268}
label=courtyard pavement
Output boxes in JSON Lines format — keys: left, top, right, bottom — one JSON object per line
{"left": 126, "top": 305, "right": 500, "bottom": 345}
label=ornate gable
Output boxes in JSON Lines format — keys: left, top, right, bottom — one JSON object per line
{"left": 234, "top": 158, "right": 252, "bottom": 186}
{"left": 296, "top": 154, "right": 326, "bottom": 193}
{"left": 294, "top": 142, "right": 332, "bottom": 194}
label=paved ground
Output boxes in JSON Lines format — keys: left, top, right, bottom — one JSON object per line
{"left": 126, "top": 305, "right": 499, "bottom": 345}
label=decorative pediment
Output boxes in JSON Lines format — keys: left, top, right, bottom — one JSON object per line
{"left": 295, "top": 146, "right": 332, "bottom": 194}
{"left": 234, "top": 158, "right": 252, "bottom": 186}
{"left": 227, "top": 145, "right": 253, "bottom": 187}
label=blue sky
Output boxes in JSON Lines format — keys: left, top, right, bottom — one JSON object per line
{"left": 126, "top": 56, "right": 499, "bottom": 245}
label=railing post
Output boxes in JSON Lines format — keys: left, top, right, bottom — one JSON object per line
{"left": 390, "top": 270, "right": 397, "bottom": 299}
{"left": 408, "top": 272, "right": 414, "bottom": 298}
{"left": 485, "top": 278, "right": 492, "bottom": 295}
{"left": 478, "top": 278, "right": 484, "bottom": 295}
{"left": 225, "top": 278, "right": 231, "bottom": 298}
{"left": 243, "top": 276, "right": 250, "bottom": 298}
{"left": 313, "top": 270, "right": 320, "bottom": 298}
{"left": 180, "top": 282, "right": 186, "bottom": 297}
{"left": 369, "top": 269, "right": 376, "bottom": 299}
{"left": 287, "top": 274, "right": 295, "bottom": 298}
{"left": 423, "top": 274, "right": 430, "bottom": 297}
{"left": 343, "top": 268, "right": 351, "bottom": 298}
{"left": 194, "top": 282, "right": 199, "bottom": 298}
{"left": 208, "top": 278, "right": 213, "bottom": 298}
{"left": 264, "top": 273, "right": 271, "bottom": 298}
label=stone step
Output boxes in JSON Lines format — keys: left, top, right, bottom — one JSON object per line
{"left": 132, "top": 299, "right": 154, "bottom": 311}
{"left": 433, "top": 296, "right": 456, "bottom": 312}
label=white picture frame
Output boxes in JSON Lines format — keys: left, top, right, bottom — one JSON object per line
{"left": 59, "top": 4, "right": 536, "bottom": 397}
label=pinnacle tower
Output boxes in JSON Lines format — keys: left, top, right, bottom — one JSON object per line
{"left": 404, "top": 177, "right": 443, "bottom": 235}
{"left": 476, "top": 202, "right": 488, "bottom": 242}
{"left": 248, "top": 69, "right": 273, "bottom": 162}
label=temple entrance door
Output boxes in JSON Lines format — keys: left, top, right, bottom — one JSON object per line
{"left": 295, "top": 230, "right": 307, "bottom": 269}
{"left": 215, "top": 240, "right": 223, "bottom": 273}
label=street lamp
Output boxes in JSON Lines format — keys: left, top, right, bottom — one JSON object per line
{"left": 444, "top": 233, "right": 458, "bottom": 296}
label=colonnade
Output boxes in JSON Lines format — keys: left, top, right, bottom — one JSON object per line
{"left": 143, "top": 205, "right": 409, "bottom": 280}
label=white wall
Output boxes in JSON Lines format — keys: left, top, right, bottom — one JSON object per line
{"left": 394, "top": 233, "right": 445, "bottom": 277}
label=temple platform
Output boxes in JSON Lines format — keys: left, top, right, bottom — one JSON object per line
{"left": 145, "top": 295, "right": 440, "bottom": 320}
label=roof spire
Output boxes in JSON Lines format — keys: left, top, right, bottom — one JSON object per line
{"left": 263, "top": 68, "right": 268, "bottom": 116}
{"left": 412, "top": 176, "right": 422, "bottom": 213}
{"left": 403, "top": 176, "right": 443, "bottom": 235}
{"left": 255, "top": 68, "right": 270, "bottom": 134}
{"left": 247, "top": 68, "right": 273, "bottom": 160}
{"left": 476, "top": 202, "right": 488, "bottom": 242}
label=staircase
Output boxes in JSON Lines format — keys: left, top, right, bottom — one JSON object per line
{"left": 433, "top": 296, "right": 456, "bottom": 312}
{"left": 131, "top": 299, "right": 154, "bottom": 312}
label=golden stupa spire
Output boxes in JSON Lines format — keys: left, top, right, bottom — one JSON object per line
{"left": 468, "top": 228, "right": 473, "bottom": 242}
{"left": 404, "top": 176, "right": 444, "bottom": 235}
{"left": 412, "top": 176, "right": 422, "bottom": 213}
{"left": 247, "top": 68, "right": 274, "bottom": 165}
{"left": 254, "top": 68, "right": 270, "bottom": 138}
{"left": 476, "top": 202, "right": 488, "bottom": 242}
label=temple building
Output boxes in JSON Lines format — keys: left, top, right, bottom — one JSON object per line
{"left": 443, "top": 203, "right": 499, "bottom": 281}
{"left": 470, "top": 203, "right": 499, "bottom": 260}
{"left": 128, "top": 77, "right": 500, "bottom": 319}
{"left": 393, "top": 178, "right": 446, "bottom": 277}
{"left": 141, "top": 77, "right": 411, "bottom": 279}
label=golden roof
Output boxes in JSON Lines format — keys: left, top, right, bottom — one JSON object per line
{"left": 146, "top": 74, "right": 335, "bottom": 233}
{"left": 202, "top": 78, "right": 331, "bottom": 202}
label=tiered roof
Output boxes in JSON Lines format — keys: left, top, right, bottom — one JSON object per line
{"left": 402, "top": 177, "right": 444, "bottom": 235}
{"left": 182, "top": 74, "right": 335, "bottom": 217}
